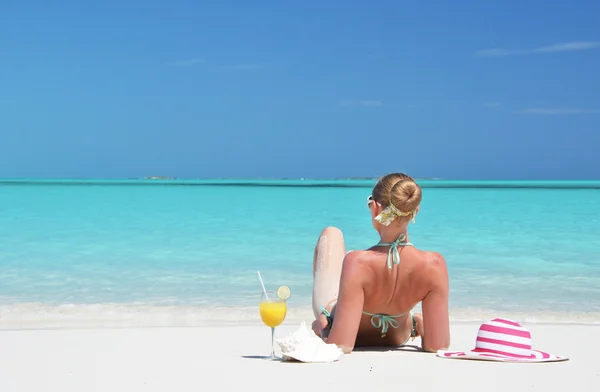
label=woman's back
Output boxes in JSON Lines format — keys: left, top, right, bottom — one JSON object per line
{"left": 311, "top": 173, "right": 450, "bottom": 353}
{"left": 359, "top": 245, "right": 442, "bottom": 316}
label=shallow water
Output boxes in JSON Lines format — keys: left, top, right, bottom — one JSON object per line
{"left": 1, "top": 179, "right": 599, "bottom": 327}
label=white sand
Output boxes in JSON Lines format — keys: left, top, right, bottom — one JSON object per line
{"left": 0, "top": 321, "right": 599, "bottom": 392}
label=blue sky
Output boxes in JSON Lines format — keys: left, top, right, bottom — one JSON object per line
{"left": 1, "top": 0, "right": 599, "bottom": 179}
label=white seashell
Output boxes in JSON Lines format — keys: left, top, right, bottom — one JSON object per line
{"left": 275, "top": 321, "right": 343, "bottom": 363}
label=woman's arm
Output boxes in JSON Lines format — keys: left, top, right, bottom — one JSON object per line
{"left": 420, "top": 253, "right": 450, "bottom": 352}
{"left": 325, "top": 252, "right": 365, "bottom": 354}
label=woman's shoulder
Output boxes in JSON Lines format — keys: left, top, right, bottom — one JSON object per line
{"left": 416, "top": 250, "right": 448, "bottom": 286}
{"left": 339, "top": 249, "right": 379, "bottom": 272}
{"left": 342, "top": 249, "right": 369, "bottom": 263}
{"left": 420, "top": 250, "right": 446, "bottom": 267}
{"left": 343, "top": 248, "right": 382, "bottom": 261}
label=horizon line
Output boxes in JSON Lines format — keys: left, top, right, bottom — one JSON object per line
{"left": 2, "top": 178, "right": 599, "bottom": 190}
{"left": 1, "top": 177, "right": 599, "bottom": 182}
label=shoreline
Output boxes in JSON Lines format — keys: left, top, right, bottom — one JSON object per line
{"left": 2, "top": 303, "right": 599, "bottom": 330}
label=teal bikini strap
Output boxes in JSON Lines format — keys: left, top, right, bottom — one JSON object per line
{"left": 362, "top": 311, "right": 407, "bottom": 337}
{"left": 373, "top": 233, "right": 413, "bottom": 269}
{"left": 320, "top": 307, "right": 334, "bottom": 326}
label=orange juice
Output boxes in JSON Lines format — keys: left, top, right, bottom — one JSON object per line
{"left": 259, "top": 301, "right": 287, "bottom": 327}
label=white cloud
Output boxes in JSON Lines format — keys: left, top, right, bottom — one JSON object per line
{"left": 476, "top": 41, "right": 600, "bottom": 57}
{"left": 166, "top": 58, "right": 206, "bottom": 67}
{"left": 532, "top": 42, "right": 600, "bottom": 53}
{"left": 514, "top": 108, "right": 600, "bottom": 115}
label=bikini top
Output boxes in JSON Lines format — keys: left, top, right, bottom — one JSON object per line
{"left": 321, "top": 233, "right": 414, "bottom": 337}
{"left": 364, "top": 233, "right": 413, "bottom": 335}
{"left": 372, "top": 233, "right": 413, "bottom": 270}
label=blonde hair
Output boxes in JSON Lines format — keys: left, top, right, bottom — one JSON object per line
{"left": 372, "top": 173, "right": 422, "bottom": 220}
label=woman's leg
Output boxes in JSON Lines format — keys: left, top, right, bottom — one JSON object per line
{"left": 311, "top": 226, "right": 346, "bottom": 322}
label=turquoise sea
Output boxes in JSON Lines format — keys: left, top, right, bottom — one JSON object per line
{"left": 1, "top": 179, "right": 600, "bottom": 328}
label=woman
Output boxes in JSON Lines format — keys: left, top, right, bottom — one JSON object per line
{"left": 311, "top": 173, "right": 450, "bottom": 354}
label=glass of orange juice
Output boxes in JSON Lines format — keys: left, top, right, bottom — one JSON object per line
{"left": 259, "top": 289, "right": 288, "bottom": 360}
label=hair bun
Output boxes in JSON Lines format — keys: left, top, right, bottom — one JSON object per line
{"left": 372, "top": 173, "right": 422, "bottom": 220}
{"left": 390, "top": 177, "right": 422, "bottom": 213}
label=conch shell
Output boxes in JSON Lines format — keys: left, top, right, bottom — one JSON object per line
{"left": 276, "top": 321, "right": 343, "bottom": 363}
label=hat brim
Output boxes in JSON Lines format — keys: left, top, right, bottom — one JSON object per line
{"left": 436, "top": 349, "right": 568, "bottom": 363}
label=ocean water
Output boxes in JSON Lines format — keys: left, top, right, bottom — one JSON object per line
{"left": 1, "top": 179, "right": 600, "bottom": 328}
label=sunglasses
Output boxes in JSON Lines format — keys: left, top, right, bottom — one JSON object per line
{"left": 367, "top": 195, "right": 377, "bottom": 208}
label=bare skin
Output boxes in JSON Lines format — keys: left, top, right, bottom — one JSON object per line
{"left": 311, "top": 204, "right": 450, "bottom": 354}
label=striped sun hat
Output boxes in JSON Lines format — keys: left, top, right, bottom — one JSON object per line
{"left": 436, "top": 318, "right": 568, "bottom": 362}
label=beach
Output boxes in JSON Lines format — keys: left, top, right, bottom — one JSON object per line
{"left": 1, "top": 180, "right": 599, "bottom": 390}
{"left": 3, "top": 0, "right": 599, "bottom": 387}
{"left": 1, "top": 321, "right": 598, "bottom": 392}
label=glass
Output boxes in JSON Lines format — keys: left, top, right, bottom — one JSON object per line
{"left": 259, "top": 290, "right": 287, "bottom": 360}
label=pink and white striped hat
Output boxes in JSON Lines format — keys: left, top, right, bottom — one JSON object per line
{"left": 436, "top": 318, "right": 568, "bottom": 362}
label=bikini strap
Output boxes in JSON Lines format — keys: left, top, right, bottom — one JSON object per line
{"left": 362, "top": 311, "right": 408, "bottom": 337}
{"left": 320, "top": 305, "right": 334, "bottom": 327}
{"left": 364, "top": 313, "right": 399, "bottom": 337}
{"left": 373, "top": 233, "right": 413, "bottom": 269}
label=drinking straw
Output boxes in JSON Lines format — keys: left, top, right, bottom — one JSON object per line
{"left": 257, "top": 271, "right": 269, "bottom": 300}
